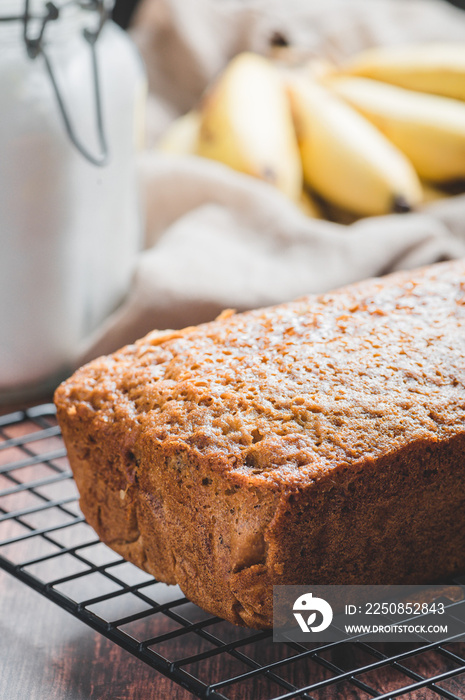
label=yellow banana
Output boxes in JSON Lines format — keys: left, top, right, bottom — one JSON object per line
{"left": 196, "top": 52, "right": 302, "bottom": 200}
{"left": 158, "top": 111, "right": 201, "bottom": 155}
{"left": 287, "top": 77, "right": 422, "bottom": 217}
{"left": 343, "top": 43, "right": 465, "bottom": 101}
{"left": 329, "top": 76, "right": 465, "bottom": 182}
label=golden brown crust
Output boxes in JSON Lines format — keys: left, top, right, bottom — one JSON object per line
{"left": 55, "top": 260, "right": 465, "bottom": 628}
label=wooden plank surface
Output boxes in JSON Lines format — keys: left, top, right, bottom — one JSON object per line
{"left": 0, "top": 568, "right": 193, "bottom": 700}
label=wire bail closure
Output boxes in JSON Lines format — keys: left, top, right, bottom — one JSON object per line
{"left": 6, "top": 0, "right": 110, "bottom": 166}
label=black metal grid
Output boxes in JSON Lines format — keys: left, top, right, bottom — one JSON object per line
{"left": 1, "top": 404, "right": 465, "bottom": 700}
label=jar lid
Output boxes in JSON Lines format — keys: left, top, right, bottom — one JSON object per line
{"left": 0, "top": 0, "right": 114, "bottom": 16}
{"left": 0, "top": 0, "right": 111, "bottom": 166}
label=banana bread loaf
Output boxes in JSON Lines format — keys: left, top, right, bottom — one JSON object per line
{"left": 55, "top": 260, "right": 465, "bottom": 628}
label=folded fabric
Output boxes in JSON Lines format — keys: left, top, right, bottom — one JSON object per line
{"left": 78, "top": 0, "right": 465, "bottom": 363}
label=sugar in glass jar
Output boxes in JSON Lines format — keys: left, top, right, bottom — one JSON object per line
{"left": 0, "top": 0, "right": 146, "bottom": 401}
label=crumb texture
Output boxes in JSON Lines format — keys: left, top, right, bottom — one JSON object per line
{"left": 55, "top": 260, "right": 465, "bottom": 627}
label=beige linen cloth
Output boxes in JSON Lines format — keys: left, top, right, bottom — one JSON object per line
{"left": 80, "top": 0, "right": 465, "bottom": 363}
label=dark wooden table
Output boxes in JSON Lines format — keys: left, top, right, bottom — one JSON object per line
{"left": 0, "top": 567, "right": 193, "bottom": 700}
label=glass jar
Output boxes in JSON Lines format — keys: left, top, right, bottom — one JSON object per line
{"left": 0, "top": 0, "right": 146, "bottom": 401}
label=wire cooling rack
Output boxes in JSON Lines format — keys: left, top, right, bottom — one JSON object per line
{"left": 1, "top": 404, "right": 465, "bottom": 700}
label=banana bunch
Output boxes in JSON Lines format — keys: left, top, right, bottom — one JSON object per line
{"left": 157, "top": 45, "right": 465, "bottom": 220}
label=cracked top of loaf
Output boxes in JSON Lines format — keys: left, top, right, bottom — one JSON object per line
{"left": 56, "top": 260, "right": 465, "bottom": 488}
